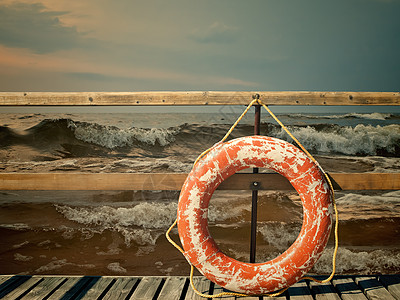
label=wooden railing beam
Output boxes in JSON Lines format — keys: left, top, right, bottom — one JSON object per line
{"left": 0, "top": 173, "right": 399, "bottom": 191}
{"left": 0, "top": 91, "right": 399, "bottom": 106}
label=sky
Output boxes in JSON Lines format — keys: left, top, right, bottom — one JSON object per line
{"left": 0, "top": 0, "right": 399, "bottom": 113}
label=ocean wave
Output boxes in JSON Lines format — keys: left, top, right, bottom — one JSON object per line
{"left": 21, "top": 118, "right": 181, "bottom": 149}
{"left": 2, "top": 117, "right": 399, "bottom": 157}
{"left": 67, "top": 120, "right": 180, "bottom": 148}
{"left": 336, "top": 191, "right": 400, "bottom": 220}
{"left": 272, "top": 124, "right": 400, "bottom": 156}
{"left": 286, "top": 112, "right": 396, "bottom": 120}
{"left": 313, "top": 247, "right": 400, "bottom": 274}
{"left": 258, "top": 222, "right": 300, "bottom": 250}
{"left": 54, "top": 202, "right": 178, "bottom": 246}
{"left": 55, "top": 202, "right": 177, "bottom": 229}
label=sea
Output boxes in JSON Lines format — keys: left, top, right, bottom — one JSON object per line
{"left": 0, "top": 106, "right": 399, "bottom": 277}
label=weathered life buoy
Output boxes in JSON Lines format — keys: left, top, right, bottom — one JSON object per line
{"left": 177, "top": 136, "right": 333, "bottom": 295}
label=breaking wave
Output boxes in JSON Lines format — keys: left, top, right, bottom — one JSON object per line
{"left": 54, "top": 202, "right": 178, "bottom": 246}
{"left": 270, "top": 124, "right": 400, "bottom": 156}
{"left": 1, "top": 118, "right": 399, "bottom": 156}
{"left": 286, "top": 112, "right": 397, "bottom": 120}
{"left": 67, "top": 120, "right": 179, "bottom": 148}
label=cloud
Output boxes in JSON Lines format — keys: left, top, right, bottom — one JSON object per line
{"left": 0, "top": 2, "right": 85, "bottom": 53}
{"left": 0, "top": 45, "right": 258, "bottom": 90}
{"left": 189, "top": 22, "right": 238, "bottom": 44}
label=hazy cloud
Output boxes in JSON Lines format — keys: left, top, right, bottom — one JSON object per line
{"left": 189, "top": 22, "right": 238, "bottom": 44}
{"left": 0, "top": 0, "right": 398, "bottom": 92}
{"left": 0, "top": 2, "right": 84, "bottom": 53}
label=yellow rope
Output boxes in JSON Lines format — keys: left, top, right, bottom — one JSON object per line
{"left": 166, "top": 98, "right": 339, "bottom": 297}
{"left": 193, "top": 98, "right": 260, "bottom": 166}
{"left": 259, "top": 101, "right": 339, "bottom": 284}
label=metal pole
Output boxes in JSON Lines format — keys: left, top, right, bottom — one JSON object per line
{"left": 250, "top": 101, "right": 261, "bottom": 263}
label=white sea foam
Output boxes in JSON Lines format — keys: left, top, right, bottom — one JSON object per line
{"left": 0, "top": 223, "right": 30, "bottom": 230}
{"left": 345, "top": 112, "right": 393, "bottom": 120}
{"left": 67, "top": 120, "right": 179, "bottom": 148}
{"left": 107, "top": 262, "right": 127, "bottom": 274}
{"left": 55, "top": 202, "right": 178, "bottom": 246}
{"left": 56, "top": 202, "right": 177, "bottom": 229}
{"left": 102, "top": 158, "right": 192, "bottom": 173}
{"left": 208, "top": 201, "right": 251, "bottom": 223}
{"left": 258, "top": 222, "right": 301, "bottom": 251}
{"left": 12, "top": 241, "right": 29, "bottom": 249}
{"left": 14, "top": 253, "right": 33, "bottom": 261}
{"left": 289, "top": 112, "right": 393, "bottom": 120}
{"left": 336, "top": 191, "right": 400, "bottom": 219}
{"left": 273, "top": 124, "right": 400, "bottom": 155}
{"left": 312, "top": 247, "right": 400, "bottom": 274}
{"left": 34, "top": 259, "right": 96, "bottom": 273}
{"left": 225, "top": 245, "right": 400, "bottom": 274}
{"left": 317, "top": 155, "right": 400, "bottom": 173}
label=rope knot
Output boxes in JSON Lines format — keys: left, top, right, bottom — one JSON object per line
{"left": 252, "top": 93, "right": 261, "bottom": 105}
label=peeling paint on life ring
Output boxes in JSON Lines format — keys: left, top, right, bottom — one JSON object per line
{"left": 177, "top": 136, "right": 333, "bottom": 295}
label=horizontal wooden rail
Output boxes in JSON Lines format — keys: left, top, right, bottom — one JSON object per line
{"left": 0, "top": 173, "right": 399, "bottom": 191}
{"left": 1, "top": 91, "right": 399, "bottom": 106}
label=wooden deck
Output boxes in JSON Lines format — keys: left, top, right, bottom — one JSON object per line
{"left": 0, "top": 275, "right": 399, "bottom": 299}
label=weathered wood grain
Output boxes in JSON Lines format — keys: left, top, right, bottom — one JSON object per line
{"left": 0, "top": 275, "right": 398, "bottom": 299}
{"left": 0, "top": 172, "right": 398, "bottom": 191}
{"left": 288, "top": 280, "right": 314, "bottom": 300}
{"left": 1, "top": 276, "right": 42, "bottom": 300}
{"left": 21, "top": 277, "right": 66, "bottom": 300}
{"left": 332, "top": 278, "right": 367, "bottom": 300}
{"left": 128, "top": 277, "right": 163, "bottom": 300}
{"left": 0, "top": 276, "right": 11, "bottom": 286}
{"left": 379, "top": 275, "right": 400, "bottom": 300}
{"left": 80, "top": 277, "right": 114, "bottom": 299}
{"left": 356, "top": 277, "right": 396, "bottom": 300}
{"left": 309, "top": 280, "right": 341, "bottom": 300}
{"left": 0, "top": 91, "right": 399, "bottom": 106}
{"left": 211, "top": 283, "right": 237, "bottom": 299}
{"left": 46, "top": 277, "right": 82, "bottom": 300}
{"left": 157, "top": 277, "right": 187, "bottom": 300}
{"left": 184, "top": 277, "right": 212, "bottom": 300}
{"left": 102, "top": 277, "right": 140, "bottom": 300}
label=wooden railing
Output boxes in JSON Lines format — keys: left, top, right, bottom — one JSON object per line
{"left": 1, "top": 91, "right": 399, "bottom": 106}
{"left": 1, "top": 91, "right": 399, "bottom": 191}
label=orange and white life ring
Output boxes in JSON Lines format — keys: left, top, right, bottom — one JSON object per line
{"left": 177, "top": 136, "right": 333, "bottom": 295}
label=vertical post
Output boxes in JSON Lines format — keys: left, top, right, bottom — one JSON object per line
{"left": 250, "top": 98, "right": 261, "bottom": 263}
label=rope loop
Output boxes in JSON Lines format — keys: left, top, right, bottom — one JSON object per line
{"left": 166, "top": 97, "right": 339, "bottom": 298}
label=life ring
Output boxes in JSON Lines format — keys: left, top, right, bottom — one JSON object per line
{"left": 177, "top": 136, "right": 333, "bottom": 295}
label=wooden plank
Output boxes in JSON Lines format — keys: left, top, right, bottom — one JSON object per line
{"left": 288, "top": 280, "right": 313, "bottom": 300}
{"left": 21, "top": 277, "right": 66, "bottom": 300}
{"left": 0, "top": 276, "right": 12, "bottom": 286}
{"left": 332, "top": 278, "right": 367, "bottom": 300}
{"left": 157, "top": 277, "right": 186, "bottom": 300}
{"left": 102, "top": 277, "right": 140, "bottom": 300}
{"left": 128, "top": 277, "right": 163, "bottom": 300}
{"left": 184, "top": 277, "right": 212, "bottom": 300}
{"left": 46, "top": 277, "right": 83, "bottom": 300}
{"left": 1, "top": 276, "right": 42, "bottom": 300}
{"left": 56, "top": 277, "right": 99, "bottom": 300}
{"left": 0, "top": 91, "right": 399, "bottom": 106}
{"left": 379, "top": 275, "right": 400, "bottom": 300}
{"left": 0, "top": 172, "right": 398, "bottom": 191}
{"left": 0, "top": 276, "right": 28, "bottom": 298}
{"left": 309, "top": 280, "right": 341, "bottom": 300}
{"left": 72, "top": 277, "right": 103, "bottom": 299}
{"left": 356, "top": 277, "right": 396, "bottom": 300}
{"left": 80, "top": 277, "right": 114, "bottom": 299}
{"left": 211, "top": 283, "right": 236, "bottom": 299}
{"left": 261, "top": 290, "right": 287, "bottom": 300}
